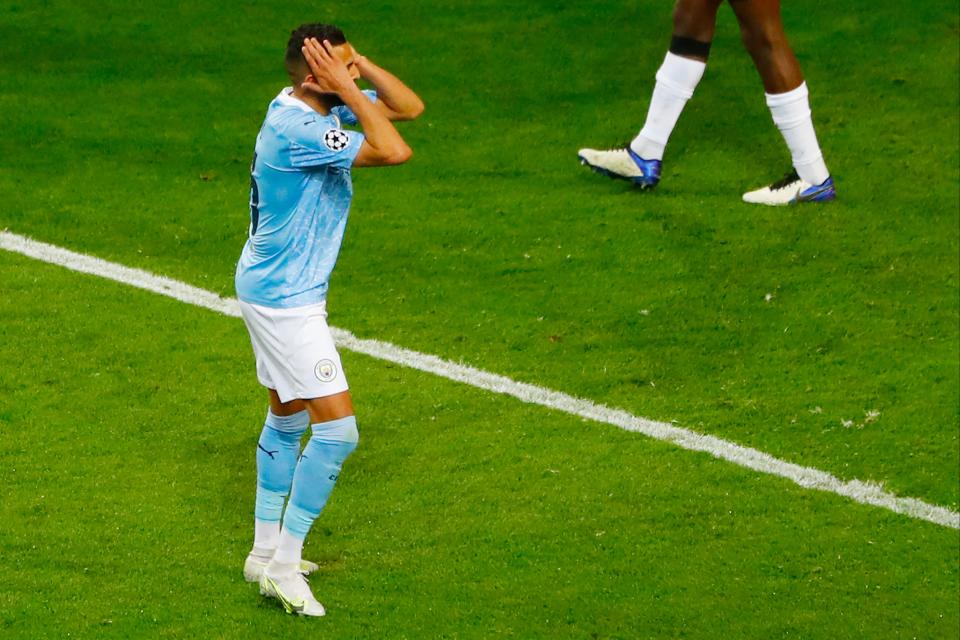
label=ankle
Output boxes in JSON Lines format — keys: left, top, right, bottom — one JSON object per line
{"left": 264, "top": 558, "right": 299, "bottom": 578}
{"left": 248, "top": 545, "right": 275, "bottom": 562}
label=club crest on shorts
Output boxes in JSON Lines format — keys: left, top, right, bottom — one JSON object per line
{"left": 323, "top": 129, "right": 350, "bottom": 152}
{"left": 314, "top": 359, "right": 338, "bottom": 382}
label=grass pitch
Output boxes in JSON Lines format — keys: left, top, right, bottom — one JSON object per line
{"left": 1, "top": 0, "right": 958, "bottom": 638}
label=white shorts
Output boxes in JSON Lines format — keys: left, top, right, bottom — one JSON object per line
{"left": 238, "top": 299, "right": 349, "bottom": 403}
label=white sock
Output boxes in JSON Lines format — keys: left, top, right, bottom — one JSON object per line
{"left": 273, "top": 528, "right": 305, "bottom": 566}
{"left": 631, "top": 52, "right": 706, "bottom": 161}
{"left": 253, "top": 518, "right": 280, "bottom": 551}
{"left": 249, "top": 546, "right": 274, "bottom": 563}
{"left": 766, "top": 82, "right": 830, "bottom": 185}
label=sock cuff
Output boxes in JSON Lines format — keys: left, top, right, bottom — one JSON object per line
{"left": 281, "top": 503, "right": 317, "bottom": 539}
{"left": 765, "top": 81, "right": 809, "bottom": 107}
{"left": 766, "top": 82, "right": 813, "bottom": 128}
{"left": 311, "top": 415, "right": 359, "bottom": 444}
{"left": 655, "top": 51, "right": 706, "bottom": 97}
{"left": 266, "top": 409, "right": 310, "bottom": 434}
{"left": 255, "top": 487, "right": 287, "bottom": 522}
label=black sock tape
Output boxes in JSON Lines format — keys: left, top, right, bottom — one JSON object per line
{"left": 669, "top": 35, "right": 712, "bottom": 59}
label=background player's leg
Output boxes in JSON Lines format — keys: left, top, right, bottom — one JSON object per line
{"left": 578, "top": 0, "right": 720, "bottom": 187}
{"left": 630, "top": 0, "right": 722, "bottom": 160}
{"left": 729, "top": 0, "right": 800, "bottom": 93}
{"left": 732, "top": 0, "right": 834, "bottom": 203}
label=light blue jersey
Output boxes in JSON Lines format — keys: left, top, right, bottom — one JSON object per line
{"left": 235, "top": 88, "right": 376, "bottom": 308}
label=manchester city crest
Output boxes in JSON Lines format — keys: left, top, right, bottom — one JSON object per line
{"left": 314, "top": 359, "right": 338, "bottom": 382}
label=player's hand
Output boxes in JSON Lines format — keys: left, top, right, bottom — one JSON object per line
{"left": 352, "top": 48, "right": 373, "bottom": 78}
{"left": 301, "top": 38, "right": 357, "bottom": 96}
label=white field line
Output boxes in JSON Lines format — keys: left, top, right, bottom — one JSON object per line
{"left": 2, "top": 229, "right": 958, "bottom": 530}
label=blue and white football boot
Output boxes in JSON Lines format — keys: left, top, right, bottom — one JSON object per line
{"left": 577, "top": 146, "right": 662, "bottom": 189}
{"left": 742, "top": 170, "right": 836, "bottom": 206}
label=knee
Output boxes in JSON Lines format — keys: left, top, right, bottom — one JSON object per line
{"left": 311, "top": 415, "right": 359, "bottom": 455}
{"left": 672, "top": 9, "right": 703, "bottom": 41}
{"left": 264, "top": 408, "right": 310, "bottom": 441}
{"left": 672, "top": 0, "right": 721, "bottom": 41}
{"left": 738, "top": 21, "right": 782, "bottom": 58}
{"left": 339, "top": 419, "right": 360, "bottom": 452}
{"left": 672, "top": 5, "right": 695, "bottom": 35}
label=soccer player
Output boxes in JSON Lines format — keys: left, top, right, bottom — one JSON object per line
{"left": 234, "top": 24, "right": 423, "bottom": 617}
{"left": 578, "top": 0, "right": 835, "bottom": 205}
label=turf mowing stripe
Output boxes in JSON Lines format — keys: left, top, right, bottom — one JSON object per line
{"left": 2, "top": 229, "right": 957, "bottom": 530}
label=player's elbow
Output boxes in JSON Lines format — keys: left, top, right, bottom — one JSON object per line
{"left": 378, "top": 143, "right": 412, "bottom": 165}
{"left": 393, "top": 99, "right": 425, "bottom": 121}
{"left": 388, "top": 144, "right": 413, "bottom": 165}
{"left": 355, "top": 140, "right": 412, "bottom": 167}
{"left": 406, "top": 99, "right": 425, "bottom": 120}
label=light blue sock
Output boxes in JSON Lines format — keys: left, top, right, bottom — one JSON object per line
{"left": 255, "top": 409, "right": 309, "bottom": 530}
{"left": 281, "top": 416, "right": 359, "bottom": 540}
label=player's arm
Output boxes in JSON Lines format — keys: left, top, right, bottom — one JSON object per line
{"left": 354, "top": 51, "right": 424, "bottom": 121}
{"left": 302, "top": 38, "right": 412, "bottom": 167}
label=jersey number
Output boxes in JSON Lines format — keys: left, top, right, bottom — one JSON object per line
{"left": 249, "top": 152, "right": 260, "bottom": 236}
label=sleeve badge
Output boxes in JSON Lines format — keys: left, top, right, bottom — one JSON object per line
{"left": 323, "top": 129, "right": 351, "bottom": 152}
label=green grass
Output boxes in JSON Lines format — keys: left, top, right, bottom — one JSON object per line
{"left": 0, "top": 0, "right": 958, "bottom": 637}
{"left": 1, "top": 252, "right": 957, "bottom": 638}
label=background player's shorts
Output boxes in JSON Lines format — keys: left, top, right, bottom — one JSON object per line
{"left": 238, "top": 300, "right": 349, "bottom": 403}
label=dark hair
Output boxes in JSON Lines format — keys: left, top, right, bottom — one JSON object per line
{"left": 285, "top": 23, "right": 347, "bottom": 65}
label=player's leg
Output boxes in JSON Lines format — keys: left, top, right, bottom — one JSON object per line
{"left": 251, "top": 393, "right": 309, "bottom": 555}
{"left": 578, "top": 0, "right": 721, "bottom": 188}
{"left": 258, "top": 304, "right": 358, "bottom": 617}
{"left": 261, "top": 392, "right": 358, "bottom": 617}
{"left": 242, "top": 391, "right": 318, "bottom": 582}
{"left": 239, "top": 300, "right": 322, "bottom": 582}
{"left": 731, "top": 0, "right": 835, "bottom": 205}
{"left": 631, "top": 0, "right": 719, "bottom": 161}
{"left": 272, "top": 391, "right": 358, "bottom": 573}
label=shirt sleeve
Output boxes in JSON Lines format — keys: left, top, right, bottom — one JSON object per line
{"left": 330, "top": 90, "right": 378, "bottom": 127}
{"left": 284, "top": 115, "right": 366, "bottom": 170}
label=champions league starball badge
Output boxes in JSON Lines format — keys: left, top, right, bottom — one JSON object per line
{"left": 323, "top": 129, "right": 350, "bottom": 152}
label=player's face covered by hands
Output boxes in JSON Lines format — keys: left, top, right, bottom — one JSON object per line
{"left": 301, "top": 38, "right": 360, "bottom": 104}
{"left": 338, "top": 44, "right": 361, "bottom": 81}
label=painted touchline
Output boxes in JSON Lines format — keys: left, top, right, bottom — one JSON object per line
{"left": 1, "top": 229, "right": 957, "bottom": 530}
